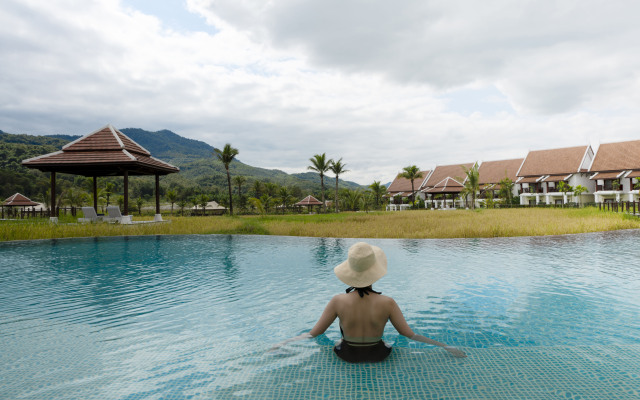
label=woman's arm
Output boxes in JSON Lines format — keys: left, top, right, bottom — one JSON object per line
{"left": 309, "top": 296, "right": 339, "bottom": 337}
{"left": 269, "top": 296, "right": 339, "bottom": 351}
{"left": 389, "top": 298, "right": 466, "bottom": 358}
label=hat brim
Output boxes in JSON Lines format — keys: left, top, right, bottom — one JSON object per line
{"left": 334, "top": 245, "right": 387, "bottom": 287}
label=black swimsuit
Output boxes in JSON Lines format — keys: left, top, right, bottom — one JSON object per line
{"left": 332, "top": 286, "right": 392, "bottom": 363}
{"left": 334, "top": 327, "right": 392, "bottom": 363}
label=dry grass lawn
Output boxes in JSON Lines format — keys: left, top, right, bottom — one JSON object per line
{"left": 2, "top": 207, "right": 639, "bottom": 242}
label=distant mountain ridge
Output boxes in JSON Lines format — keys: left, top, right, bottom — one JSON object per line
{"left": 2, "top": 127, "right": 363, "bottom": 196}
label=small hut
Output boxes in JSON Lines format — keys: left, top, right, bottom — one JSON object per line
{"left": 22, "top": 125, "right": 179, "bottom": 222}
{"left": 295, "top": 195, "right": 323, "bottom": 213}
{"left": 2, "top": 193, "right": 40, "bottom": 218}
{"left": 191, "top": 201, "right": 227, "bottom": 216}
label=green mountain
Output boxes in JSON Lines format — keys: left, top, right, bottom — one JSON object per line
{"left": 1, "top": 127, "right": 362, "bottom": 201}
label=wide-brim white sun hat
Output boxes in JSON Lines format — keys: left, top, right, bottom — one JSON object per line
{"left": 334, "top": 242, "right": 387, "bottom": 288}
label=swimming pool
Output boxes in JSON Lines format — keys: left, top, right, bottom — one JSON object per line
{"left": 1, "top": 232, "right": 639, "bottom": 399}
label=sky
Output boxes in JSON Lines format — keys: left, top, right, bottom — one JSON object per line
{"left": 2, "top": 0, "right": 640, "bottom": 185}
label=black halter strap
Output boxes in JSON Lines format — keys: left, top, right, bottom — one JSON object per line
{"left": 346, "top": 286, "right": 381, "bottom": 298}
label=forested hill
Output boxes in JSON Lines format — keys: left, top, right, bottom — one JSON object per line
{"left": 0, "top": 127, "right": 362, "bottom": 200}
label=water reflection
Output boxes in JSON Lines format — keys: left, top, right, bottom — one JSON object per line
{"left": 1, "top": 231, "right": 640, "bottom": 399}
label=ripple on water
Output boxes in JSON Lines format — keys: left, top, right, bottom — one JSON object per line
{"left": 1, "top": 232, "right": 640, "bottom": 399}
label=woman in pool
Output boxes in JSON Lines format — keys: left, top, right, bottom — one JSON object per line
{"left": 276, "top": 242, "right": 466, "bottom": 363}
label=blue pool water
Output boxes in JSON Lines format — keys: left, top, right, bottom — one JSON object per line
{"left": 1, "top": 232, "right": 640, "bottom": 399}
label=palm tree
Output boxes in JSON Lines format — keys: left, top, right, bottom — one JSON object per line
{"left": 557, "top": 181, "right": 573, "bottom": 206}
{"left": 135, "top": 197, "right": 144, "bottom": 215}
{"left": 498, "top": 175, "right": 515, "bottom": 205}
{"left": 198, "top": 194, "right": 210, "bottom": 213}
{"left": 264, "top": 182, "right": 279, "bottom": 197}
{"left": 278, "top": 186, "right": 295, "bottom": 213}
{"left": 461, "top": 164, "right": 480, "bottom": 209}
{"left": 233, "top": 175, "right": 247, "bottom": 212}
{"left": 573, "top": 185, "right": 588, "bottom": 207}
{"left": 308, "top": 153, "right": 333, "bottom": 212}
{"left": 369, "top": 181, "right": 387, "bottom": 209}
{"left": 233, "top": 176, "right": 246, "bottom": 197}
{"left": 344, "top": 189, "right": 364, "bottom": 211}
{"left": 215, "top": 144, "right": 239, "bottom": 215}
{"left": 177, "top": 199, "right": 187, "bottom": 216}
{"left": 252, "top": 180, "right": 263, "bottom": 198}
{"left": 398, "top": 165, "right": 423, "bottom": 207}
{"left": 165, "top": 189, "right": 177, "bottom": 215}
{"left": 104, "top": 182, "right": 115, "bottom": 206}
{"left": 329, "top": 158, "right": 349, "bottom": 212}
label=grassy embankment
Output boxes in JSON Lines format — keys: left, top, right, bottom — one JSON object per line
{"left": 1, "top": 207, "right": 639, "bottom": 242}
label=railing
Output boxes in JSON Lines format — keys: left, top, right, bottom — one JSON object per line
{"left": 0, "top": 207, "right": 77, "bottom": 219}
{"left": 598, "top": 201, "right": 640, "bottom": 214}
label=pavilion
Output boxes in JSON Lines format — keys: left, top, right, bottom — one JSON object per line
{"left": 22, "top": 124, "right": 179, "bottom": 222}
{"left": 295, "top": 195, "right": 323, "bottom": 213}
{"left": 2, "top": 193, "right": 41, "bottom": 218}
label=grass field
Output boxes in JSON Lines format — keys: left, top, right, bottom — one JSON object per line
{"left": 1, "top": 207, "right": 639, "bottom": 242}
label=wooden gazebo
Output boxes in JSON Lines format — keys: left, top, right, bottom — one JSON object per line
{"left": 22, "top": 124, "right": 179, "bottom": 222}
{"left": 2, "top": 193, "right": 40, "bottom": 218}
{"left": 3, "top": 193, "right": 39, "bottom": 207}
{"left": 295, "top": 195, "right": 323, "bottom": 213}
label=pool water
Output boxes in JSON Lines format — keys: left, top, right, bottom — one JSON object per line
{"left": 1, "top": 232, "right": 639, "bottom": 399}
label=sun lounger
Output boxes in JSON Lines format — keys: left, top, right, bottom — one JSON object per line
{"left": 78, "top": 207, "right": 103, "bottom": 223}
{"left": 105, "top": 206, "right": 132, "bottom": 224}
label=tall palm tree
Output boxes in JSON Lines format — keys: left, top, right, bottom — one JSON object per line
{"left": 398, "top": 165, "right": 423, "bottom": 207}
{"left": 329, "top": 158, "right": 349, "bottom": 212}
{"left": 308, "top": 153, "right": 333, "bottom": 212}
{"left": 369, "top": 181, "right": 387, "bottom": 209}
{"left": 215, "top": 143, "right": 239, "bottom": 215}
{"left": 461, "top": 163, "right": 480, "bottom": 209}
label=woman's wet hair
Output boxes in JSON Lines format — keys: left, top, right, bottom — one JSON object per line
{"left": 345, "top": 285, "right": 381, "bottom": 298}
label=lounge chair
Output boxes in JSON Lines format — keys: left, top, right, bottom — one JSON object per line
{"left": 105, "top": 206, "right": 132, "bottom": 224}
{"left": 78, "top": 207, "right": 103, "bottom": 223}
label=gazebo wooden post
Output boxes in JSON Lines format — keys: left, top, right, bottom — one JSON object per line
{"left": 154, "top": 174, "right": 162, "bottom": 222}
{"left": 93, "top": 175, "right": 98, "bottom": 212}
{"left": 123, "top": 170, "right": 129, "bottom": 216}
{"left": 50, "top": 172, "right": 57, "bottom": 222}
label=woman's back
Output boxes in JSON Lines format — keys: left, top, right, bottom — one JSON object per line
{"left": 334, "top": 291, "right": 392, "bottom": 341}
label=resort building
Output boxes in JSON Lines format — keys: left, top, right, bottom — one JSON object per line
{"left": 516, "top": 145, "right": 595, "bottom": 205}
{"left": 477, "top": 158, "right": 524, "bottom": 205}
{"left": 420, "top": 163, "right": 474, "bottom": 208}
{"left": 386, "top": 170, "right": 431, "bottom": 205}
{"left": 588, "top": 139, "right": 640, "bottom": 203}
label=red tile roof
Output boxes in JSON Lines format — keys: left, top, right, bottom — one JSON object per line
{"left": 541, "top": 174, "right": 572, "bottom": 182}
{"left": 387, "top": 170, "right": 430, "bottom": 193}
{"left": 424, "top": 177, "right": 464, "bottom": 193}
{"left": 517, "top": 146, "right": 589, "bottom": 177}
{"left": 589, "top": 171, "right": 625, "bottom": 180}
{"left": 422, "top": 163, "right": 474, "bottom": 188}
{"left": 478, "top": 158, "right": 524, "bottom": 185}
{"left": 3, "top": 193, "right": 39, "bottom": 207}
{"left": 295, "top": 195, "right": 323, "bottom": 206}
{"left": 627, "top": 170, "right": 640, "bottom": 178}
{"left": 22, "top": 125, "right": 179, "bottom": 176}
{"left": 590, "top": 139, "right": 640, "bottom": 172}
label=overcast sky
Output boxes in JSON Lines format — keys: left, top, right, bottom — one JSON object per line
{"left": 2, "top": 0, "right": 640, "bottom": 184}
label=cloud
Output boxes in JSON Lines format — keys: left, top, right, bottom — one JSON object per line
{"left": 1, "top": 0, "right": 640, "bottom": 185}
{"left": 197, "top": 0, "right": 640, "bottom": 114}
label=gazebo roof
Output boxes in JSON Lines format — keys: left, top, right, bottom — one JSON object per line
{"left": 3, "top": 193, "right": 39, "bottom": 207}
{"left": 295, "top": 195, "right": 323, "bottom": 206}
{"left": 22, "top": 124, "right": 180, "bottom": 176}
